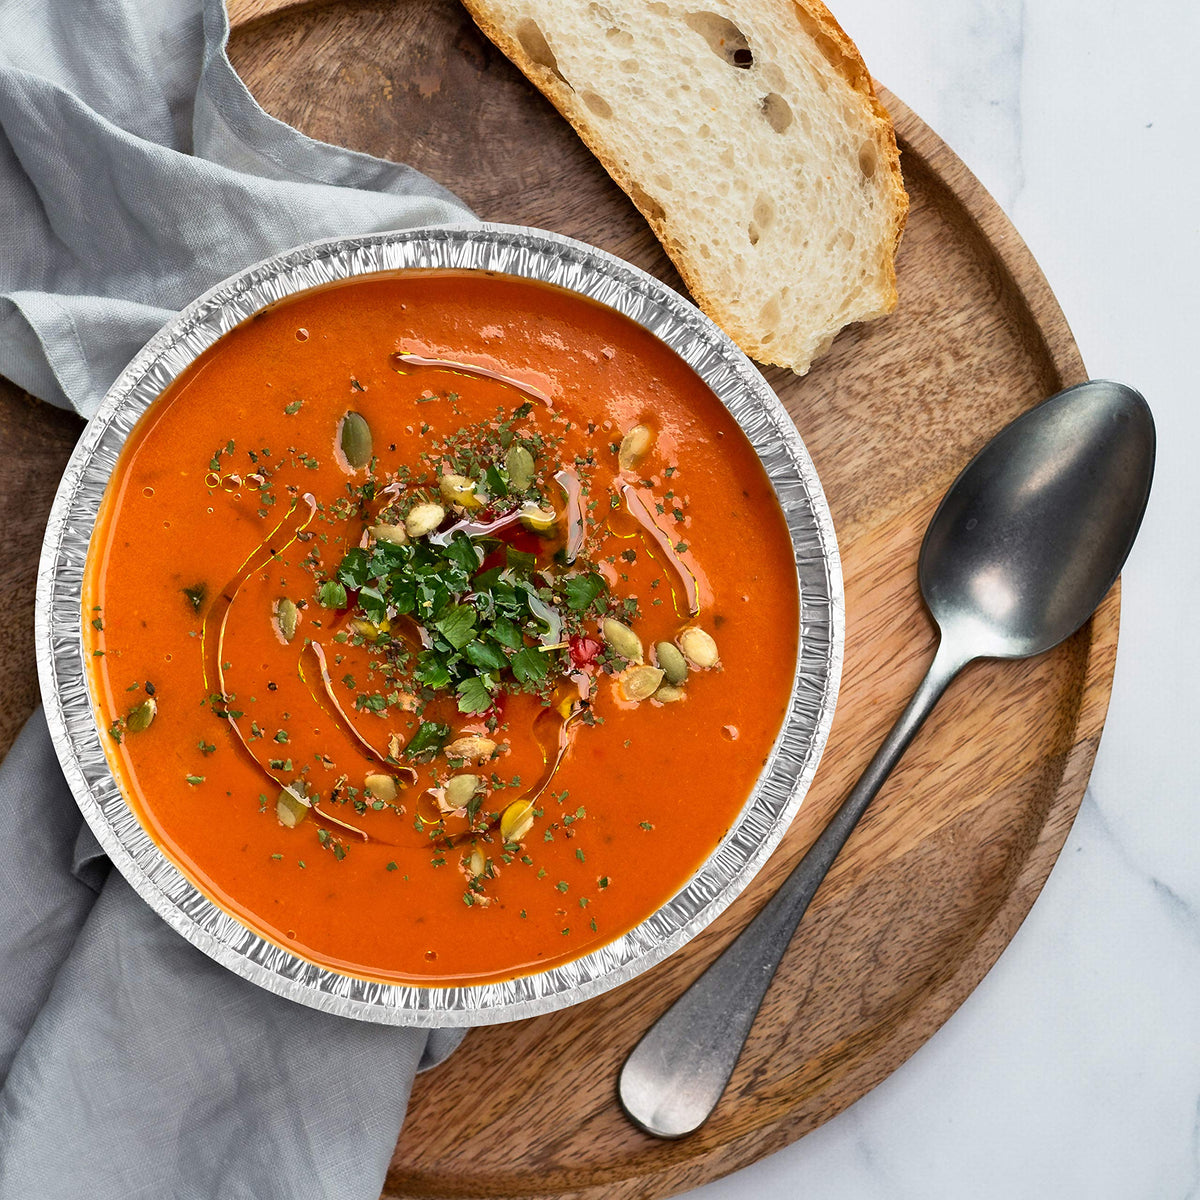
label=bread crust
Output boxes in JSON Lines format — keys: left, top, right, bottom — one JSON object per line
{"left": 460, "top": 0, "right": 908, "bottom": 372}
{"left": 785, "top": 0, "right": 908, "bottom": 260}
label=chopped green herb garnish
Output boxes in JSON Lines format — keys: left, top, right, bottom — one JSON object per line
{"left": 317, "top": 580, "right": 347, "bottom": 608}
{"left": 182, "top": 583, "right": 207, "bottom": 612}
{"left": 405, "top": 721, "right": 451, "bottom": 760}
{"left": 456, "top": 675, "right": 494, "bottom": 714}
{"left": 563, "top": 571, "right": 606, "bottom": 611}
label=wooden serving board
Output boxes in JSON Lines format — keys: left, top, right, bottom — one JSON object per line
{"left": 0, "top": 2, "right": 1115, "bottom": 1197}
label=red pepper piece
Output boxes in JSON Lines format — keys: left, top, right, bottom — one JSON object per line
{"left": 569, "top": 635, "right": 602, "bottom": 667}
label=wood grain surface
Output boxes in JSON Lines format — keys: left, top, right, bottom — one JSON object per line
{"left": 2, "top": 2, "right": 1115, "bottom": 1197}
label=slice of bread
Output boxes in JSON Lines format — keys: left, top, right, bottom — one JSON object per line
{"left": 461, "top": 0, "right": 908, "bottom": 374}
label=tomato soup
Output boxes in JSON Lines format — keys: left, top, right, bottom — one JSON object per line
{"left": 83, "top": 271, "right": 799, "bottom": 985}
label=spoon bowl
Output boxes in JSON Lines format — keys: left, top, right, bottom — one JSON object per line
{"left": 923, "top": 379, "right": 1155, "bottom": 661}
{"left": 619, "top": 379, "right": 1155, "bottom": 1139}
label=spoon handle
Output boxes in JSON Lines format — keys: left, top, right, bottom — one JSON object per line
{"left": 617, "top": 637, "right": 969, "bottom": 1139}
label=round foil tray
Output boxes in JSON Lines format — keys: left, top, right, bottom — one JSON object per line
{"left": 35, "top": 224, "right": 844, "bottom": 1026}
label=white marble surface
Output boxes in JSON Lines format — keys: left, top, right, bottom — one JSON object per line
{"left": 681, "top": 1, "right": 1200, "bottom": 1197}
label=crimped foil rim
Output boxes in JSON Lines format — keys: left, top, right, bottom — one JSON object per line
{"left": 36, "top": 223, "right": 844, "bottom": 1026}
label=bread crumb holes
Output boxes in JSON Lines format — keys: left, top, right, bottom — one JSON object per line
{"left": 684, "top": 11, "right": 754, "bottom": 70}
{"left": 760, "top": 92, "right": 793, "bottom": 133}
{"left": 582, "top": 91, "right": 613, "bottom": 118}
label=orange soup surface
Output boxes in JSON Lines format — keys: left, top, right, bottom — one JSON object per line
{"left": 84, "top": 271, "right": 799, "bottom": 985}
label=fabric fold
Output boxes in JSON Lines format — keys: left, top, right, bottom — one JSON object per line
{"left": 1, "top": 868, "right": 454, "bottom": 1200}
{"left": 0, "top": 0, "right": 474, "bottom": 417}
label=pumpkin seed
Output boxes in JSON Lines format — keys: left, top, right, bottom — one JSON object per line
{"left": 405, "top": 502, "right": 445, "bottom": 538}
{"left": 654, "top": 641, "right": 688, "bottom": 685}
{"left": 621, "top": 665, "right": 664, "bottom": 702}
{"left": 468, "top": 846, "right": 487, "bottom": 877}
{"left": 364, "top": 773, "right": 398, "bottom": 802}
{"left": 439, "top": 472, "right": 484, "bottom": 510}
{"left": 273, "top": 597, "right": 299, "bottom": 643}
{"left": 370, "top": 522, "right": 408, "bottom": 546}
{"left": 602, "top": 618, "right": 643, "bottom": 662}
{"left": 276, "top": 786, "right": 309, "bottom": 828}
{"left": 505, "top": 444, "right": 536, "bottom": 490}
{"left": 500, "top": 799, "right": 536, "bottom": 842}
{"left": 654, "top": 684, "right": 686, "bottom": 703}
{"left": 445, "top": 735, "right": 497, "bottom": 763}
{"left": 339, "top": 411, "right": 373, "bottom": 469}
{"left": 443, "top": 773, "right": 481, "bottom": 810}
{"left": 519, "top": 501, "right": 557, "bottom": 533}
{"left": 679, "top": 626, "right": 720, "bottom": 669}
{"left": 618, "top": 423, "right": 654, "bottom": 470}
{"left": 125, "top": 697, "right": 157, "bottom": 733}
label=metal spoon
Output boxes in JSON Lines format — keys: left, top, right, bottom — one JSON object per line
{"left": 618, "top": 379, "right": 1155, "bottom": 1139}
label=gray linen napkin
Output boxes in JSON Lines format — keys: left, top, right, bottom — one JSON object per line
{"left": 0, "top": 1, "right": 477, "bottom": 1195}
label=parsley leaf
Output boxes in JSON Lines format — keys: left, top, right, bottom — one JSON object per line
{"left": 484, "top": 463, "right": 507, "bottom": 498}
{"left": 413, "top": 652, "right": 453, "bottom": 690}
{"left": 490, "top": 616, "right": 524, "bottom": 650}
{"left": 336, "top": 548, "right": 372, "bottom": 588}
{"left": 434, "top": 603, "right": 476, "bottom": 649}
{"left": 463, "top": 639, "right": 508, "bottom": 671}
{"left": 564, "top": 572, "right": 606, "bottom": 612}
{"left": 456, "top": 675, "right": 494, "bottom": 714}
{"left": 355, "top": 584, "right": 387, "bottom": 622}
{"left": 318, "top": 580, "right": 347, "bottom": 608}
{"left": 444, "top": 533, "right": 482, "bottom": 576}
{"left": 406, "top": 721, "right": 450, "bottom": 759}
{"left": 511, "top": 645, "right": 550, "bottom": 684}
